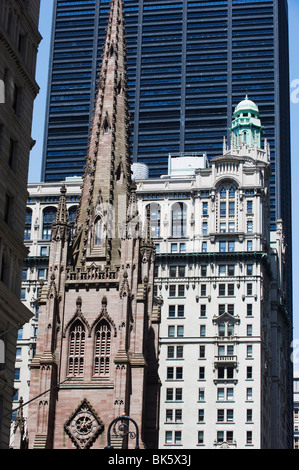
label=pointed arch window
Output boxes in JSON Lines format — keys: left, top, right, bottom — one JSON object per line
{"left": 94, "top": 321, "right": 111, "bottom": 376}
{"left": 68, "top": 321, "right": 85, "bottom": 376}
{"left": 94, "top": 217, "right": 103, "bottom": 246}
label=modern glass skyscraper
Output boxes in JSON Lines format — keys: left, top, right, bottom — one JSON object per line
{"left": 41, "top": 0, "right": 290, "bottom": 229}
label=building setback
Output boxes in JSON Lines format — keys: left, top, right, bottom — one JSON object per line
{"left": 0, "top": 0, "right": 41, "bottom": 449}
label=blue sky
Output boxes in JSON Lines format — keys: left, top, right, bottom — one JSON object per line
{"left": 28, "top": 0, "right": 299, "bottom": 364}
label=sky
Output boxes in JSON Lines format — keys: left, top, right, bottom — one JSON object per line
{"left": 28, "top": 0, "right": 299, "bottom": 369}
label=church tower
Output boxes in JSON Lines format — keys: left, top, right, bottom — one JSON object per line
{"left": 27, "top": 0, "right": 160, "bottom": 450}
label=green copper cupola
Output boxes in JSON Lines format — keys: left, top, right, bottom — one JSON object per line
{"left": 231, "top": 96, "right": 263, "bottom": 149}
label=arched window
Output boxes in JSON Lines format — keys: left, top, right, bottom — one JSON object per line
{"left": 94, "top": 217, "right": 103, "bottom": 246}
{"left": 94, "top": 321, "right": 111, "bottom": 376}
{"left": 24, "top": 208, "right": 32, "bottom": 240}
{"left": 68, "top": 321, "right": 85, "bottom": 376}
{"left": 172, "top": 202, "right": 187, "bottom": 237}
{"left": 149, "top": 203, "right": 161, "bottom": 238}
{"left": 42, "top": 207, "right": 57, "bottom": 240}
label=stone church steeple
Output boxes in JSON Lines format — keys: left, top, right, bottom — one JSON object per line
{"left": 71, "top": 0, "right": 131, "bottom": 270}
{"left": 27, "top": 0, "right": 160, "bottom": 450}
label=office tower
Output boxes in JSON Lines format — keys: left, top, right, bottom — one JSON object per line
{"left": 27, "top": 0, "right": 159, "bottom": 449}
{"left": 0, "top": 0, "right": 41, "bottom": 449}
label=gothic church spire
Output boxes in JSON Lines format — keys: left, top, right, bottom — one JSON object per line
{"left": 72, "top": 0, "right": 131, "bottom": 269}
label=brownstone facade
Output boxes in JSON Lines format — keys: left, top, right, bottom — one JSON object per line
{"left": 27, "top": 0, "right": 160, "bottom": 449}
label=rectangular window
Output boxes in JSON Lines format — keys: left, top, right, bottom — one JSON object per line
{"left": 228, "top": 241, "right": 235, "bottom": 252}
{"left": 217, "top": 409, "right": 225, "bottom": 422}
{"left": 175, "top": 409, "right": 182, "bottom": 422}
{"left": 229, "top": 201, "right": 235, "bottom": 216}
{"left": 202, "top": 202, "right": 208, "bottom": 215}
{"left": 202, "top": 221, "right": 208, "bottom": 234}
{"left": 177, "top": 305, "right": 184, "bottom": 317}
{"left": 199, "top": 345, "right": 205, "bottom": 358}
{"left": 220, "top": 201, "right": 226, "bottom": 216}
{"left": 177, "top": 326, "right": 184, "bottom": 337}
{"left": 199, "top": 367, "right": 205, "bottom": 380}
{"left": 171, "top": 243, "right": 178, "bottom": 253}
{"left": 201, "top": 265, "right": 207, "bottom": 277}
{"left": 200, "top": 305, "right": 206, "bottom": 317}
{"left": 167, "top": 346, "right": 175, "bottom": 359}
{"left": 229, "top": 222, "right": 235, "bottom": 233}
{"left": 247, "top": 201, "right": 253, "bottom": 214}
{"left": 247, "top": 221, "right": 253, "bottom": 233}
{"left": 176, "top": 346, "right": 184, "bottom": 359}
{"left": 169, "top": 266, "right": 176, "bottom": 278}
{"left": 178, "top": 285, "right": 185, "bottom": 297}
{"left": 169, "top": 285, "right": 176, "bottom": 297}
{"left": 219, "top": 284, "right": 225, "bottom": 296}
{"left": 198, "top": 430, "right": 204, "bottom": 444}
{"left": 247, "top": 284, "right": 253, "bottom": 296}
{"left": 198, "top": 388, "right": 205, "bottom": 401}
{"left": 40, "top": 246, "right": 47, "bottom": 256}
{"left": 246, "top": 431, "right": 253, "bottom": 444}
{"left": 247, "top": 240, "right": 253, "bottom": 251}
{"left": 202, "top": 241, "right": 207, "bottom": 252}
{"left": 228, "top": 265, "right": 235, "bottom": 276}
{"left": 168, "top": 326, "right": 175, "bottom": 338}
{"left": 227, "top": 284, "right": 234, "bottom": 296}
{"left": 220, "top": 241, "right": 226, "bottom": 252}
{"left": 200, "top": 325, "right": 206, "bottom": 337}
{"left": 220, "top": 222, "right": 226, "bottom": 233}
{"left": 247, "top": 264, "right": 253, "bottom": 275}
{"left": 201, "top": 284, "right": 206, "bottom": 296}
{"left": 169, "top": 305, "right": 175, "bottom": 317}
{"left": 178, "top": 266, "right": 185, "bottom": 277}
{"left": 247, "top": 304, "right": 253, "bottom": 316}
{"left": 219, "top": 265, "right": 226, "bottom": 276}
{"left": 198, "top": 409, "right": 204, "bottom": 422}
{"left": 180, "top": 243, "right": 186, "bottom": 253}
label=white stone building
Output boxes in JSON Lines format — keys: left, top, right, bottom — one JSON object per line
{"left": 135, "top": 98, "right": 290, "bottom": 449}
{"left": 14, "top": 98, "right": 291, "bottom": 448}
